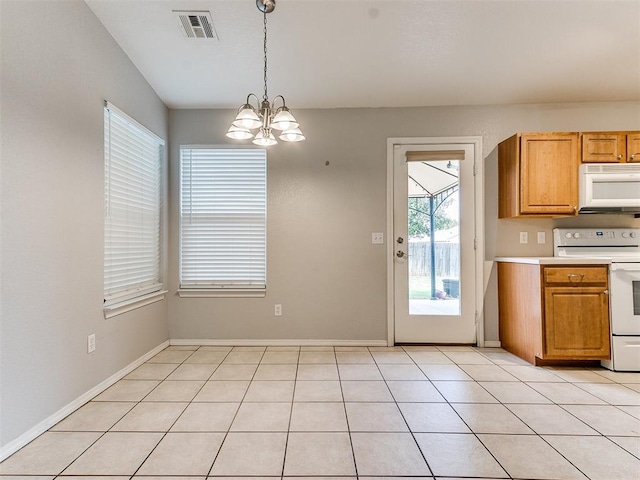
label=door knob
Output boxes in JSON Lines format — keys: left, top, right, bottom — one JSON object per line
{"left": 396, "top": 250, "right": 409, "bottom": 258}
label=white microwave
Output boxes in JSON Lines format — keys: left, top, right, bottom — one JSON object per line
{"left": 579, "top": 163, "right": 640, "bottom": 213}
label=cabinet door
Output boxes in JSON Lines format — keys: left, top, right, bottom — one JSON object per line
{"left": 627, "top": 133, "right": 640, "bottom": 163}
{"left": 520, "top": 134, "right": 579, "bottom": 215}
{"left": 581, "top": 133, "right": 626, "bottom": 163}
{"left": 543, "top": 287, "right": 610, "bottom": 359}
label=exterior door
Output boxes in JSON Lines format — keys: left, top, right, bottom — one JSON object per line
{"left": 391, "top": 141, "right": 478, "bottom": 344}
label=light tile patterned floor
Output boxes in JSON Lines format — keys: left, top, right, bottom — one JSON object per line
{"left": 1, "top": 345, "right": 639, "bottom": 479}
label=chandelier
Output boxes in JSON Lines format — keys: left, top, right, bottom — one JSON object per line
{"left": 226, "top": 0, "right": 305, "bottom": 146}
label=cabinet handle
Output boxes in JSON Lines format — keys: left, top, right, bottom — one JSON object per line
{"left": 631, "top": 154, "right": 636, "bottom": 161}
{"left": 603, "top": 289, "right": 609, "bottom": 295}
{"left": 617, "top": 154, "right": 623, "bottom": 160}
{"left": 567, "top": 273, "right": 584, "bottom": 283}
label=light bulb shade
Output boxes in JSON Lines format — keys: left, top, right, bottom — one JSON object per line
{"left": 253, "top": 129, "right": 277, "bottom": 146}
{"left": 226, "top": 125, "right": 253, "bottom": 140}
{"left": 271, "top": 107, "right": 299, "bottom": 131}
{"left": 279, "top": 127, "right": 305, "bottom": 142}
{"left": 232, "top": 105, "right": 262, "bottom": 130}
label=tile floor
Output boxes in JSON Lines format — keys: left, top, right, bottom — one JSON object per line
{"left": 1, "top": 345, "right": 639, "bottom": 479}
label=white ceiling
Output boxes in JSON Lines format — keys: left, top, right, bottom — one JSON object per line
{"left": 85, "top": 0, "right": 640, "bottom": 110}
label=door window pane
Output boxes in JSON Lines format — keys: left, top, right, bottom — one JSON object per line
{"left": 407, "top": 159, "right": 460, "bottom": 316}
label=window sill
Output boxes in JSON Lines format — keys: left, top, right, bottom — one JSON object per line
{"left": 104, "top": 290, "right": 168, "bottom": 319}
{"left": 177, "top": 289, "right": 266, "bottom": 298}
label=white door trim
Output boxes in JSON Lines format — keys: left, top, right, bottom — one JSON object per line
{"left": 386, "top": 136, "right": 485, "bottom": 347}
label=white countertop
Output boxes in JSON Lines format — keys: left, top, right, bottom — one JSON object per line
{"left": 494, "top": 256, "right": 613, "bottom": 265}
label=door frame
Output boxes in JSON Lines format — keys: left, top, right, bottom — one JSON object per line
{"left": 386, "top": 136, "right": 485, "bottom": 347}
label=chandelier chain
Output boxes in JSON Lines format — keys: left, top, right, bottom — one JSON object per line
{"left": 263, "top": 11, "right": 268, "bottom": 102}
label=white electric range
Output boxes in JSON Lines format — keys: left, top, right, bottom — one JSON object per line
{"left": 554, "top": 228, "right": 640, "bottom": 371}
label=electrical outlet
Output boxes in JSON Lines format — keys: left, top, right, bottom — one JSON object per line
{"left": 537, "top": 231, "right": 546, "bottom": 244}
{"left": 372, "top": 232, "right": 384, "bottom": 244}
{"left": 274, "top": 304, "right": 282, "bottom": 316}
{"left": 87, "top": 334, "right": 96, "bottom": 353}
{"left": 519, "top": 232, "right": 528, "bottom": 244}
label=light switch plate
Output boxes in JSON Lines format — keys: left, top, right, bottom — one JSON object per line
{"left": 372, "top": 232, "right": 384, "bottom": 244}
{"left": 537, "top": 231, "right": 546, "bottom": 244}
{"left": 519, "top": 232, "right": 528, "bottom": 244}
{"left": 87, "top": 334, "right": 96, "bottom": 353}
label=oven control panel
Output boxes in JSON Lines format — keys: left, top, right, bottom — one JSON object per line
{"left": 554, "top": 228, "right": 640, "bottom": 249}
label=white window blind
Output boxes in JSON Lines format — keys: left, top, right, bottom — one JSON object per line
{"left": 104, "top": 102, "right": 164, "bottom": 305}
{"left": 180, "top": 147, "right": 266, "bottom": 289}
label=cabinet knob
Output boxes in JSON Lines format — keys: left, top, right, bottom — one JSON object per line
{"left": 603, "top": 289, "right": 609, "bottom": 295}
{"left": 617, "top": 154, "right": 623, "bottom": 160}
{"left": 631, "top": 154, "right": 636, "bottom": 161}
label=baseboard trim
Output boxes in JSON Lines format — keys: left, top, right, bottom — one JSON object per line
{"left": 170, "top": 338, "right": 389, "bottom": 347}
{"left": 483, "top": 340, "right": 502, "bottom": 348}
{"left": 0, "top": 340, "right": 170, "bottom": 462}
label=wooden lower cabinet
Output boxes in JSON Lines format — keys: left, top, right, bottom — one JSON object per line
{"left": 498, "top": 262, "right": 610, "bottom": 365}
{"left": 543, "top": 286, "right": 610, "bottom": 358}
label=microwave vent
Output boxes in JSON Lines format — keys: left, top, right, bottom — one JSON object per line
{"left": 583, "top": 164, "right": 640, "bottom": 174}
{"left": 174, "top": 11, "right": 218, "bottom": 40}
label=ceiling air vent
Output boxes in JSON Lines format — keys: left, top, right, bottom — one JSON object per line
{"left": 174, "top": 11, "right": 218, "bottom": 40}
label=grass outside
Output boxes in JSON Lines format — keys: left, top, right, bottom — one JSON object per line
{"left": 409, "top": 276, "right": 432, "bottom": 299}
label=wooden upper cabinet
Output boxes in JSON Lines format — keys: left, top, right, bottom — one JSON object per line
{"left": 581, "top": 133, "right": 626, "bottom": 162}
{"left": 499, "top": 133, "right": 579, "bottom": 218}
{"left": 581, "top": 131, "right": 640, "bottom": 163}
{"left": 628, "top": 132, "right": 640, "bottom": 163}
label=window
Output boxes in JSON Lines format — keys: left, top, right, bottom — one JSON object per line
{"left": 104, "top": 102, "right": 164, "bottom": 310}
{"left": 180, "top": 147, "right": 266, "bottom": 293}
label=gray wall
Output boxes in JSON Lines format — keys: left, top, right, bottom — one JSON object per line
{"left": 168, "top": 103, "right": 640, "bottom": 342}
{"left": 0, "top": 0, "right": 169, "bottom": 448}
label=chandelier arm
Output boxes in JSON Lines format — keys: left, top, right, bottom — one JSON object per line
{"left": 246, "top": 93, "right": 261, "bottom": 109}
{"left": 272, "top": 95, "right": 286, "bottom": 111}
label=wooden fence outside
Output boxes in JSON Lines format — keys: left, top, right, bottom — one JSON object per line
{"left": 408, "top": 240, "right": 460, "bottom": 278}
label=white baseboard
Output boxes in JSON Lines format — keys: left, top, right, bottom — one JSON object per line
{"left": 170, "top": 338, "right": 389, "bottom": 347}
{"left": 483, "top": 340, "right": 502, "bottom": 348}
{"left": 0, "top": 340, "right": 169, "bottom": 462}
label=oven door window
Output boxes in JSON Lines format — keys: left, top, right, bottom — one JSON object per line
{"left": 634, "top": 281, "right": 640, "bottom": 316}
{"left": 592, "top": 180, "right": 640, "bottom": 200}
